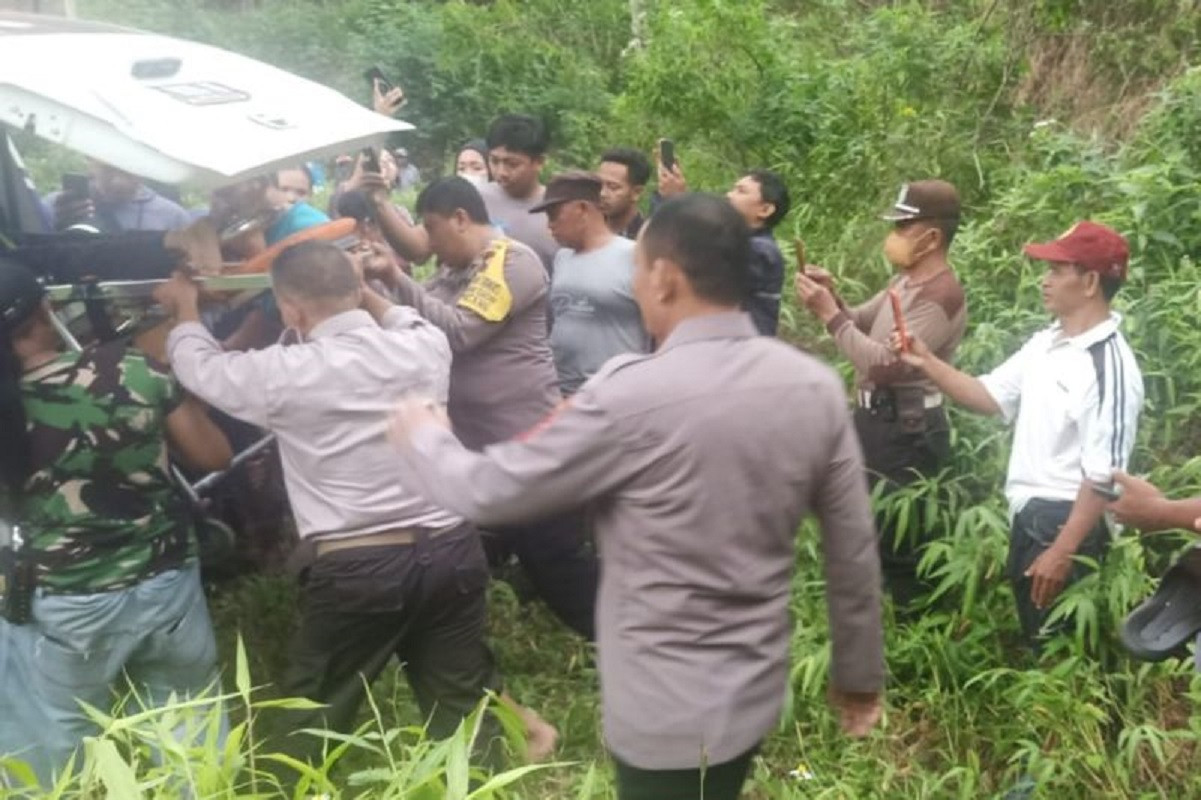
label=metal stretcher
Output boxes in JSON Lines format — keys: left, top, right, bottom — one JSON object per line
{"left": 47, "top": 272, "right": 278, "bottom": 502}
{"left": 44, "top": 272, "right": 273, "bottom": 308}
{"left": 42, "top": 218, "right": 360, "bottom": 506}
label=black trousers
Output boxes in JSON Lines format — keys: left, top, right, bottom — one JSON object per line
{"left": 613, "top": 746, "right": 758, "bottom": 800}
{"left": 854, "top": 405, "right": 951, "bottom": 612}
{"left": 487, "top": 509, "right": 598, "bottom": 641}
{"left": 277, "top": 525, "right": 501, "bottom": 764}
{"left": 1006, "top": 498, "right": 1109, "bottom": 651}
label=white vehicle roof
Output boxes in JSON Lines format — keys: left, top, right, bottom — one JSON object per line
{"left": 0, "top": 12, "right": 411, "bottom": 188}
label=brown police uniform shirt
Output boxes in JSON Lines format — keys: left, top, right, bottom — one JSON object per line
{"left": 392, "top": 236, "right": 561, "bottom": 450}
{"left": 825, "top": 268, "right": 966, "bottom": 394}
{"left": 392, "top": 311, "right": 885, "bottom": 770}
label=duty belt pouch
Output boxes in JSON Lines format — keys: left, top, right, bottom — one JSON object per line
{"left": 0, "top": 545, "right": 35, "bottom": 625}
{"left": 895, "top": 388, "right": 928, "bottom": 435}
{"left": 870, "top": 390, "right": 897, "bottom": 421}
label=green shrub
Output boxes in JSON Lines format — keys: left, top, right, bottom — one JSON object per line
{"left": 17, "top": 2, "right": 1201, "bottom": 797}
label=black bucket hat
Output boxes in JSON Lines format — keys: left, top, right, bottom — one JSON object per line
{"left": 1121, "top": 544, "right": 1201, "bottom": 662}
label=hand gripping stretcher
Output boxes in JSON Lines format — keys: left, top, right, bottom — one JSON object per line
{"left": 46, "top": 217, "right": 358, "bottom": 507}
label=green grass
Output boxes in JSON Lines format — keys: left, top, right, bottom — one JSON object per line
{"left": 8, "top": 526, "right": 1200, "bottom": 799}
{"left": 7, "top": 2, "right": 1201, "bottom": 796}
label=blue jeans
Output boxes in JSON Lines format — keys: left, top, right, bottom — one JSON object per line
{"left": 1, "top": 565, "right": 223, "bottom": 786}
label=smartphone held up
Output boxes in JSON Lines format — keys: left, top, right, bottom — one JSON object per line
{"left": 361, "top": 146, "right": 381, "bottom": 175}
{"left": 658, "top": 138, "right": 676, "bottom": 171}
{"left": 61, "top": 172, "right": 90, "bottom": 198}
{"left": 364, "top": 66, "right": 394, "bottom": 95}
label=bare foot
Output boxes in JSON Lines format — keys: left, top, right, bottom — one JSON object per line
{"left": 520, "top": 706, "right": 559, "bottom": 762}
{"left": 499, "top": 692, "right": 559, "bottom": 762}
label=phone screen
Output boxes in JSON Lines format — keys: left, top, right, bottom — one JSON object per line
{"left": 658, "top": 139, "right": 676, "bottom": 171}
{"left": 361, "top": 147, "right": 381, "bottom": 174}
{"left": 365, "top": 67, "right": 393, "bottom": 95}
{"left": 61, "top": 173, "right": 89, "bottom": 198}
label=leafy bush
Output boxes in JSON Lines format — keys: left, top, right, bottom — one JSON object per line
{"left": 12, "top": 1, "right": 1198, "bottom": 797}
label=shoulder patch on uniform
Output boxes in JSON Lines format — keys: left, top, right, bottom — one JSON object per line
{"left": 458, "top": 239, "right": 513, "bottom": 322}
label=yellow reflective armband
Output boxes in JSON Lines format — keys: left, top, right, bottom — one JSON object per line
{"left": 457, "top": 239, "right": 513, "bottom": 322}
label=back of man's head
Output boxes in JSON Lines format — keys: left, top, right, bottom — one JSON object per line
{"left": 747, "top": 169, "right": 790, "bottom": 230}
{"left": 600, "top": 147, "right": 652, "bottom": 187}
{"left": 271, "top": 241, "right": 360, "bottom": 313}
{"left": 416, "top": 177, "right": 491, "bottom": 224}
{"left": 641, "top": 194, "right": 752, "bottom": 306}
{"left": 486, "top": 114, "right": 549, "bottom": 158}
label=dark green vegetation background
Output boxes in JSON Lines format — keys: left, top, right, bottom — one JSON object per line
{"left": 16, "top": 1, "right": 1201, "bottom": 797}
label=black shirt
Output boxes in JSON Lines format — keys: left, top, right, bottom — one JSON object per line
{"left": 621, "top": 212, "right": 645, "bottom": 240}
{"left": 746, "top": 229, "right": 784, "bottom": 336}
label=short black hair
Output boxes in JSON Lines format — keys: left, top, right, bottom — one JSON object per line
{"left": 600, "top": 147, "right": 652, "bottom": 187}
{"left": 485, "top": 114, "right": 549, "bottom": 158}
{"left": 746, "top": 169, "right": 790, "bottom": 230}
{"left": 1072, "top": 266, "right": 1124, "bottom": 302}
{"left": 416, "top": 177, "right": 490, "bottom": 225}
{"left": 335, "top": 189, "right": 374, "bottom": 223}
{"left": 641, "top": 194, "right": 752, "bottom": 305}
{"left": 271, "top": 240, "right": 358, "bottom": 302}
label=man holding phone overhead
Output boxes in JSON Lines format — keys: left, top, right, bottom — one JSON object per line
{"left": 368, "top": 66, "right": 406, "bottom": 118}
{"left": 46, "top": 161, "right": 192, "bottom": 234}
{"left": 796, "top": 180, "right": 967, "bottom": 616}
{"left": 657, "top": 142, "right": 790, "bottom": 335}
{"left": 891, "top": 221, "right": 1143, "bottom": 650}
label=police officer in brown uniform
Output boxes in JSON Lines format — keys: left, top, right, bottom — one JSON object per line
{"left": 389, "top": 194, "right": 885, "bottom": 800}
{"left": 365, "top": 176, "right": 598, "bottom": 640}
{"left": 796, "top": 180, "right": 967, "bottom": 614}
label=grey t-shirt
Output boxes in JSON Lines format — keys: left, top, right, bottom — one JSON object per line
{"left": 550, "top": 237, "right": 650, "bottom": 395}
{"left": 478, "top": 181, "right": 560, "bottom": 273}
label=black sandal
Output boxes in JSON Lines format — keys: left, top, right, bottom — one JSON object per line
{"left": 1122, "top": 544, "right": 1201, "bottom": 662}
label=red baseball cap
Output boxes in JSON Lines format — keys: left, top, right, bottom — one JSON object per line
{"left": 1023, "top": 221, "right": 1129, "bottom": 281}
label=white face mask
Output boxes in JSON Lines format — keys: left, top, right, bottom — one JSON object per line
{"left": 459, "top": 173, "right": 487, "bottom": 188}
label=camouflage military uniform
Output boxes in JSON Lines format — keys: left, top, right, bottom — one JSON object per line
{"left": 18, "top": 340, "right": 194, "bottom": 592}
{"left": 0, "top": 340, "right": 222, "bottom": 788}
